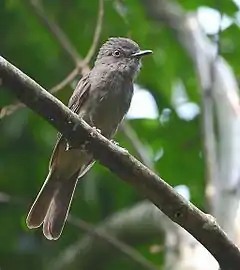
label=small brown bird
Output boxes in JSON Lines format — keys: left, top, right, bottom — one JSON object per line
{"left": 26, "top": 37, "right": 152, "bottom": 240}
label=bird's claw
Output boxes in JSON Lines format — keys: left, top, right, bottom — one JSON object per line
{"left": 110, "top": 140, "right": 128, "bottom": 155}
{"left": 92, "top": 126, "right": 101, "bottom": 133}
{"left": 90, "top": 126, "right": 101, "bottom": 136}
{"left": 65, "top": 141, "right": 89, "bottom": 151}
{"left": 110, "top": 139, "right": 119, "bottom": 146}
{"left": 65, "top": 142, "right": 73, "bottom": 151}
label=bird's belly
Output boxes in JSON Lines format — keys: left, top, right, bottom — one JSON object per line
{"left": 87, "top": 90, "right": 131, "bottom": 138}
{"left": 92, "top": 102, "right": 122, "bottom": 137}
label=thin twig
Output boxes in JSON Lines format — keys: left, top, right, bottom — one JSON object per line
{"left": 204, "top": 6, "right": 222, "bottom": 210}
{"left": 201, "top": 86, "right": 218, "bottom": 211}
{"left": 81, "top": 0, "right": 104, "bottom": 65}
{"left": 29, "top": 0, "right": 81, "bottom": 64}
{"left": 0, "top": 68, "right": 78, "bottom": 118}
{"left": 1, "top": 0, "right": 104, "bottom": 119}
{"left": 68, "top": 215, "right": 159, "bottom": 270}
{"left": 0, "top": 102, "right": 25, "bottom": 119}
{"left": 121, "top": 121, "right": 154, "bottom": 170}
{"left": 51, "top": 68, "right": 78, "bottom": 94}
{"left": 0, "top": 189, "right": 156, "bottom": 270}
{"left": 0, "top": 191, "right": 26, "bottom": 205}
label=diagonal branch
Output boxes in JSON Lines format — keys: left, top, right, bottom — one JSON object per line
{"left": 29, "top": 0, "right": 104, "bottom": 73}
{"left": 1, "top": 55, "right": 240, "bottom": 270}
{"left": 141, "top": 0, "right": 240, "bottom": 244}
{"left": 141, "top": 0, "right": 240, "bottom": 116}
{"left": 0, "top": 68, "right": 78, "bottom": 118}
{"left": 81, "top": 0, "right": 104, "bottom": 66}
{"left": 67, "top": 215, "right": 159, "bottom": 270}
{"left": 0, "top": 189, "right": 157, "bottom": 270}
{"left": 0, "top": 0, "right": 104, "bottom": 119}
{"left": 120, "top": 121, "right": 154, "bottom": 170}
{"left": 29, "top": 0, "right": 81, "bottom": 64}
{"left": 52, "top": 201, "right": 165, "bottom": 270}
{"left": 50, "top": 68, "right": 79, "bottom": 94}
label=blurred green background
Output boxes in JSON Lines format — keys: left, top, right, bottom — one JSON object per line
{"left": 0, "top": 0, "right": 238, "bottom": 269}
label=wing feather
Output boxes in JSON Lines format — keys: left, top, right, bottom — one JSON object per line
{"left": 49, "top": 74, "right": 91, "bottom": 169}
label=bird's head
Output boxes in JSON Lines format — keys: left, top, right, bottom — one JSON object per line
{"left": 95, "top": 37, "right": 152, "bottom": 78}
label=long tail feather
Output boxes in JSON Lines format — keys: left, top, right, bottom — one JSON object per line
{"left": 43, "top": 170, "right": 79, "bottom": 240}
{"left": 26, "top": 170, "right": 60, "bottom": 228}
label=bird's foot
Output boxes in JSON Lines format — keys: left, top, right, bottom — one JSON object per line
{"left": 65, "top": 141, "right": 90, "bottom": 151}
{"left": 110, "top": 139, "right": 119, "bottom": 146}
{"left": 110, "top": 140, "right": 129, "bottom": 155}
{"left": 90, "top": 126, "right": 101, "bottom": 137}
{"left": 65, "top": 142, "right": 73, "bottom": 151}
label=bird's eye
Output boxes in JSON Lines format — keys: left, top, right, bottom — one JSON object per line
{"left": 113, "top": 50, "right": 121, "bottom": 57}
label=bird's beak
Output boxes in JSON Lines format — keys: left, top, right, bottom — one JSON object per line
{"left": 131, "top": 50, "right": 152, "bottom": 58}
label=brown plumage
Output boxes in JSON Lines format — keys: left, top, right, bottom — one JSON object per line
{"left": 26, "top": 37, "right": 152, "bottom": 240}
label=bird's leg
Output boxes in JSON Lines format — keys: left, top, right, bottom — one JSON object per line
{"left": 66, "top": 140, "right": 91, "bottom": 151}
{"left": 66, "top": 127, "right": 102, "bottom": 151}
{"left": 66, "top": 140, "right": 90, "bottom": 151}
{"left": 65, "top": 142, "right": 71, "bottom": 151}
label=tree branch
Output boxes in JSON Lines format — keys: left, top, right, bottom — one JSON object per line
{"left": 81, "top": 0, "right": 104, "bottom": 66}
{"left": 1, "top": 56, "right": 240, "bottom": 269}
{"left": 141, "top": 0, "right": 240, "bottom": 244}
{"left": 29, "top": 0, "right": 81, "bottom": 64}
{"left": 67, "top": 214, "right": 159, "bottom": 270}
{"left": 0, "top": 68, "right": 78, "bottom": 118}
{"left": 50, "top": 201, "right": 164, "bottom": 270}
{"left": 201, "top": 64, "right": 218, "bottom": 212}
{"left": 0, "top": 0, "right": 104, "bottom": 119}
{"left": 0, "top": 189, "right": 157, "bottom": 270}
{"left": 120, "top": 121, "right": 154, "bottom": 170}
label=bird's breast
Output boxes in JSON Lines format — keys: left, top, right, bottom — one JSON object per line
{"left": 85, "top": 69, "right": 133, "bottom": 138}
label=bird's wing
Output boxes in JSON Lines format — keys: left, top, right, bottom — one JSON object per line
{"left": 49, "top": 74, "right": 91, "bottom": 169}
{"left": 67, "top": 73, "right": 91, "bottom": 112}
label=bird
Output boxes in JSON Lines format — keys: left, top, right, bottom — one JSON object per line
{"left": 26, "top": 37, "right": 152, "bottom": 240}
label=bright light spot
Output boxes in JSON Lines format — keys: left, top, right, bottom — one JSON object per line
{"left": 233, "top": 0, "right": 240, "bottom": 9}
{"left": 154, "top": 147, "right": 164, "bottom": 162}
{"left": 197, "top": 7, "right": 233, "bottom": 35}
{"left": 127, "top": 84, "right": 159, "bottom": 119}
{"left": 172, "top": 79, "right": 200, "bottom": 121}
{"left": 174, "top": 185, "right": 191, "bottom": 201}
{"left": 176, "top": 102, "right": 200, "bottom": 121}
{"left": 159, "top": 108, "right": 171, "bottom": 125}
{"left": 234, "top": 11, "right": 240, "bottom": 27}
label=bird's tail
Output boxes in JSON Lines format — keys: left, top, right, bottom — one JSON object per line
{"left": 26, "top": 169, "right": 79, "bottom": 240}
{"left": 43, "top": 171, "right": 78, "bottom": 240}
